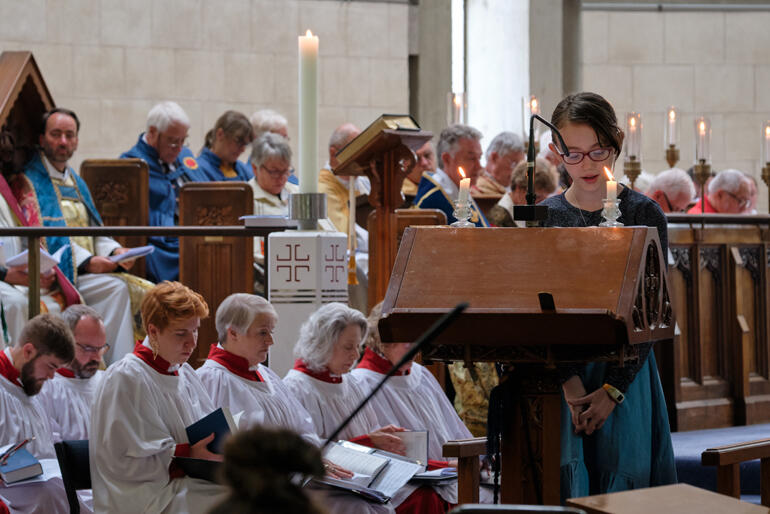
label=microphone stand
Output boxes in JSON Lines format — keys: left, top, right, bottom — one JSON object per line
{"left": 321, "top": 302, "right": 469, "bottom": 452}
{"left": 513, "top": 114, "right": 571, "bottom": 226}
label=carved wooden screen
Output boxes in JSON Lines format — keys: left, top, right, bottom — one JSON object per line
{"left": 80, "top": 158, "right": 149, "bottom": 278}
{"left": 179, "top": 182, "right": 253, "bottom": 367}
{"left": 665, "top": 225, "right": 770, "bottom": 431}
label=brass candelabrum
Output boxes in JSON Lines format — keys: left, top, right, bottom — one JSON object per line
{"left": 763, "top": 163, "right": 770, "bottom": 213}
{"left": 693, "top": 159, "right": 712, "bottom": 214}
{"left": 624, "top": 155, "right": 641, "bottom": 190}
{"left": 665, "top": 144, "right": 680, "bottom": 168}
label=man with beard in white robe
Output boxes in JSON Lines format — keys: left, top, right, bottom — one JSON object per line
{"left": 38, "top": 305, "right": 106, "bottom": 441}
{"left": 197, "top": 293, "right": 395, "bottom": 514}
{"left": 284, "top": 302, "right": 449, "bottom": 514}
{"left": 0, "top": 314, "right": 91, "bottom": 514}
{"left": 89, "top": 281, "right": 227, "bottom": 514}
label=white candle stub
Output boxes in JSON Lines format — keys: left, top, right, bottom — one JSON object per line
{"left": 604, "top": 167, "right": 617, "bottom": 203}
{"left": 458, "top": 166, "right": 470, "bottom": 204}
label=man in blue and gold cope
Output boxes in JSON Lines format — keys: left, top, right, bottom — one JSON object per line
{"left": 120, "top": 101, "right": 210, "bottom": 283}
{"left": 13, "top": 108, "right": 153, "bottom": 365}
{"left": 198, "top": 110, "right": 255, "bottom": 182}
{"left": 413, "top": 124, "right": 489, "bottom": 227}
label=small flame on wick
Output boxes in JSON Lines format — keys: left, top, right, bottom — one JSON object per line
{"left": 765, "top": 125, "right": 770, "bottom": 138}
{"left": 453, "top": 95, "right": 462, "bottom": 107}
{"left": 668, "top": 109, "right": 676, "bottom": 121}
{"left": 458, "top": 166, "right": 466, "bottom": 179}
{"left": 699, "top": 120, "right": 706, "bottom": 134}
{"left": 604, "top": 167, "right": 615, "bottom": 181}
{"left": 305, "top": 29, "right": 313, "bottom": 37}
{"left": 629, "top": 117, "right": 636, "bottom": 128}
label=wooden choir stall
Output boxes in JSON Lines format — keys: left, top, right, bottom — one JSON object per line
{"left": 378, "top": 225, "right": 675, "bottom": 505}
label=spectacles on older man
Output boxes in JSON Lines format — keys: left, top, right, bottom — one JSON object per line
{"left": 260, "top": 164, "right": 291, "bottom": 178}
{"left": 76, "top": 342, "right": 111, "bottom": 355}
{"left": 725, "top": 191, "right": 750, "bottom": 209}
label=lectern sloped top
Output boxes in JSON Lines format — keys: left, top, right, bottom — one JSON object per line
{"left": 379, "top": 226, "right": 674, "bottom": 357}
{"left": 333, "top": 128, "right": 433, "bottom": 177}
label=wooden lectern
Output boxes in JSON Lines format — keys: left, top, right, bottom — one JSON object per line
{"left": 333, "top": 127, "right": 432, "bottom": 309}
{"left": 379, "top": 226, "right": 675, "bottom": 505}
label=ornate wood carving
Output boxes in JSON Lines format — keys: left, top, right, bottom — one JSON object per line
{"left": 671, "top": 247, "right": 692, "bottom": 284}
{"left": 738, "top": 247, "right": 761, "bottom": 284}
{"left": 195, "top": 205, "right": 238, "bottom": 226}
{"left": 700, "top": 247, "right": 721, "bottom": 279}
{"left": 644, "top": 241, "right": 661, "bottom": 329}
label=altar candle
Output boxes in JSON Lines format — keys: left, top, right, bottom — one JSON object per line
{"left": 529, "top": 96, "right": 540, "bottom": 116}
{"left": 298, "top": 30, "right": 319, "bottom": 194}
{"left": 625, "top": 112, "right": 641, "bottom": 159}
{"left": 458, "top": 166, "right": 470, "bottom": 204}
{"left": 763, "top": 122, "right": 770, "bottom": 165}
{"left": 695, "top": 117, "right": 711, "bottom": 163}
{"left": 604, "top": 167, "right": 617, "bottom": 203}
{"left": 666, "top": 107, "right": 678, "bottom": 146}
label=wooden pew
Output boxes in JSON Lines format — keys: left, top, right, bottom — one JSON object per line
{"left": 443, "top": 437, "right": 486, "bottom": 505}
{"left": 80, "top": 158, "right": 149, "bottom": 278}
{"left": 663, "top": 214, "right": 770, "bottom": 431}
{"left": 702, "top": 438, "right": 770, "bottom": 506}
{"left": 179, "top": 181, "right": 253, "bottom": 367}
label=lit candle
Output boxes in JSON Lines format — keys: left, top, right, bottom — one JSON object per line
{"left": 529, "top": 96, "right": 540, "bottom": 116}
{"left": 763, "top": 122, "right": 770, "bottom": 165}
{"left": 666, "top": 107, "right": 678, "bottom": 146}
{"left": 458, "top": 166, "right": 470, "bottom": 204}
{"left": 695, "top": 117, "right": 711, "bottom": 162}
{"left": 521, "top": 97, "right": 526, "bottom": 137}
{"left": 298, "top": 29, "right": 319, "bottom": 194}
{"left": 625, "top": 112, "right": 641, "bottom": 159}
{"left": 604, "top": 167, "right": 617, "bottom": 203}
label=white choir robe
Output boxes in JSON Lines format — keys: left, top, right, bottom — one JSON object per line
{"left": 196, "top": 354, "right": 395, "bottom": 514}
{"left": 0, "top": 349, "right": 91, "bottom": 514}
{"left": 89, "top": 349, "right": 227, "bottom": 514}
{"left": 283, "top": 366, "right": 419, "bottom": 507}
{"left": 38, "top": 370, "right": 104, "bottom": 441}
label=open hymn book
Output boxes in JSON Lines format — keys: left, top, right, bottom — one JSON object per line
{"left": 310, "top": 439, "right": 426, "bottom": 503}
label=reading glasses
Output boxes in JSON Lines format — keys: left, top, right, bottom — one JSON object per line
{"left": 558, "top": 147, "right": 612, "bottom": 165}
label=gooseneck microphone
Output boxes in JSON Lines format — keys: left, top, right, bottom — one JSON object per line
{"left": 321, "top": 302, "right": 469, "bottom": 451}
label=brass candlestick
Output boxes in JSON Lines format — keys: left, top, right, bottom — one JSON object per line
{"left": 665, "top": 144, "right": 680, "bottom": 168}
{"left": 763, "top": 163, "right": 770, "bottom": 213}
{"left": 693, "top": 159, "right": 712, "bottom": 214}
{"left": 624, "top": 155, "right": 641, "bottom": 190}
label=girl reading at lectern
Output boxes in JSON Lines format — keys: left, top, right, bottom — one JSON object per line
{"left": 540, "top": 92, "right": 677, "bottom": 500}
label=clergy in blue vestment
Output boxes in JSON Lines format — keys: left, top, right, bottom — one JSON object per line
{"left": 413, "top": 124, "right": 489, "bottom": 227}
{"left": 120, "top": 101, "right": 209, "bottom": 283}
{"left": 197, "top": 110, "right": 255, "bottom": 182}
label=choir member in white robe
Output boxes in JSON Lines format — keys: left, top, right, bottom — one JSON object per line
{"left": 283, "top": 302, "right": 449, "bottom": 514}
{"left": 0, "top": 314, "right": 91, "bottom": 514}
{"left": 89, "top": 281, "right": 227, "bottom": 514}
{"left": 197, "top": 293, "right": 395, "bottom": 514}
{"left": 38, "top": 305, "right": 106, "bottom": 441}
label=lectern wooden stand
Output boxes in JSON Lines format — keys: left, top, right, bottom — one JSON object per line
{"left": 379, "top": 226, "right": 675, "bottom": 504}
{"left": 333, "top": 128, "right": 432, "bottom": 309}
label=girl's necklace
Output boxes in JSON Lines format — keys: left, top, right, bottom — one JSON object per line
{"left": 565, "top": 188, "right": 591, "bottom": 227}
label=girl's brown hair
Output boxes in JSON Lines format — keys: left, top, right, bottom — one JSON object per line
{"left": 550, "top": 92, "right": 624, "bottom": 161}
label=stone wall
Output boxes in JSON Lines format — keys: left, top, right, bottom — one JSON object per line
{"left": 581, "top": 8, "right": 770, "bottom": 209}
{"left": 0, "top": 0, "right": 409, "bottom": 171}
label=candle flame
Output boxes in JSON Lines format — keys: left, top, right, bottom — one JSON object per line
{"left": 699, "top": 120, "right": 706, "bottom": 134}
{"left": 765, "top": 126, "right": 770, "bottom": 138}
{"left": 458, "top": 166, "right": 466, "bottom": 179}
{"left": 453, "top": 95, "right": 462, "bottom": 107}
{"left": 668, "top": 109, "right": 676, "bottom": 121}
{"left": 604, "top": 167, "right": 615, "bottom": 181}
{"left": 530, "top": 98, "right": 538, "bottom": 110}
{"left": 305, "top": 29, "right": 313, "bottom": 37}
{"left": 629, "top": 117, "right": 636, "bottom": 128}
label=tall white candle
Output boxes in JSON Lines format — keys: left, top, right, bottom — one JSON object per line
{"left": 298, "top": 30, "right": 319, "bottom": 194}
{"left": 604, "top": 167, "right": 617, "bottom": 203}
{"left": 695, "top": 117, "right": 711, "bottom": 162}
{"left": 458, "top": 166, "right": 470, "bottom": 204}
{"left": 763, "top": 122, "right": 770, "bottom": 165}
{"left": 666, "top": 108, "right": 677, "bottom": 146}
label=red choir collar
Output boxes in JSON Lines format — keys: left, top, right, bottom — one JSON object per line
{"left": 55, "top": 368, "right": 75, "bottom": 378}
{"left": 357, "top": 348, "right": 410, "bottom": 376}
{"left": 293, "top": 359, "right": 342, "bottom": 384}
{"left": 207, "top": 345, "right": 263, "bottom": 382}
{"left": 0, "top": 350, "right": 21, "bottom": 388}
{"left": 133, "top": 342, "right": 179, "bottom": 376}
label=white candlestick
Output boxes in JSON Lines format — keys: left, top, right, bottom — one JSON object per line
{"left": 298, "top": 30, "right": 319, "bottom": 194}
{"left": 458, "top": 177, "right": 471, "bottom": 205}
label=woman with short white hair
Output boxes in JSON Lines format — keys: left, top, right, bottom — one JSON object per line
{"left": 283, "top": 302, "right": 449, "bottom": 514}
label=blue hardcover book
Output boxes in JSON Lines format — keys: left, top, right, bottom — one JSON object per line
{"left": 0, "top": 448, "right": 43, "bottom": 484}
{"left": 185, "top": 407, "right": 237, "bottom": 454}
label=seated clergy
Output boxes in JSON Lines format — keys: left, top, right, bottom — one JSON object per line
{"left": 0, "top": 169, "right": 80, "bottom": 344}
{"left": 283, "top": 302, "right": 449, "bottom": 514}
{"left": 475, "top": 131, "right": 525, "bottom": 195}
{"left": 247, "top": 133, "right": 299, "bottom": 264}
{"left": 14, "top": 108, "right": 153, "bottom": 364}
{"left": 38, "top": 305, "right": 106, "bottom": 441}
{"left": 401, "top": 140, "right": 436, "bottom": 197}
{"left": 413, "top": 124, "right": 489, "bottom": 227}
{"left": 120, "top": 101, "right": 210, "bottom": 283}
{"left": 645, "top": 168, "right": 695, "bottom": 214}
{"left": 250, "top": 109, "right": 298, "bottom": 185}
{"left": 688, "top": 168, "right": 751, "bottom": 214}
{"left": 487, "top": 157, "right": 557, "bottom": 227}
{"left": 89, "top": 282, "right": 227, "bottom": 514}
{"left": 198, "top": 110, "right": 255, "bottom": 182}
{"left": 0, "top": 314, "right": 91, "bottom": 514}
{"left": 197, "top": 294, "right": 394, "bottom": 514}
